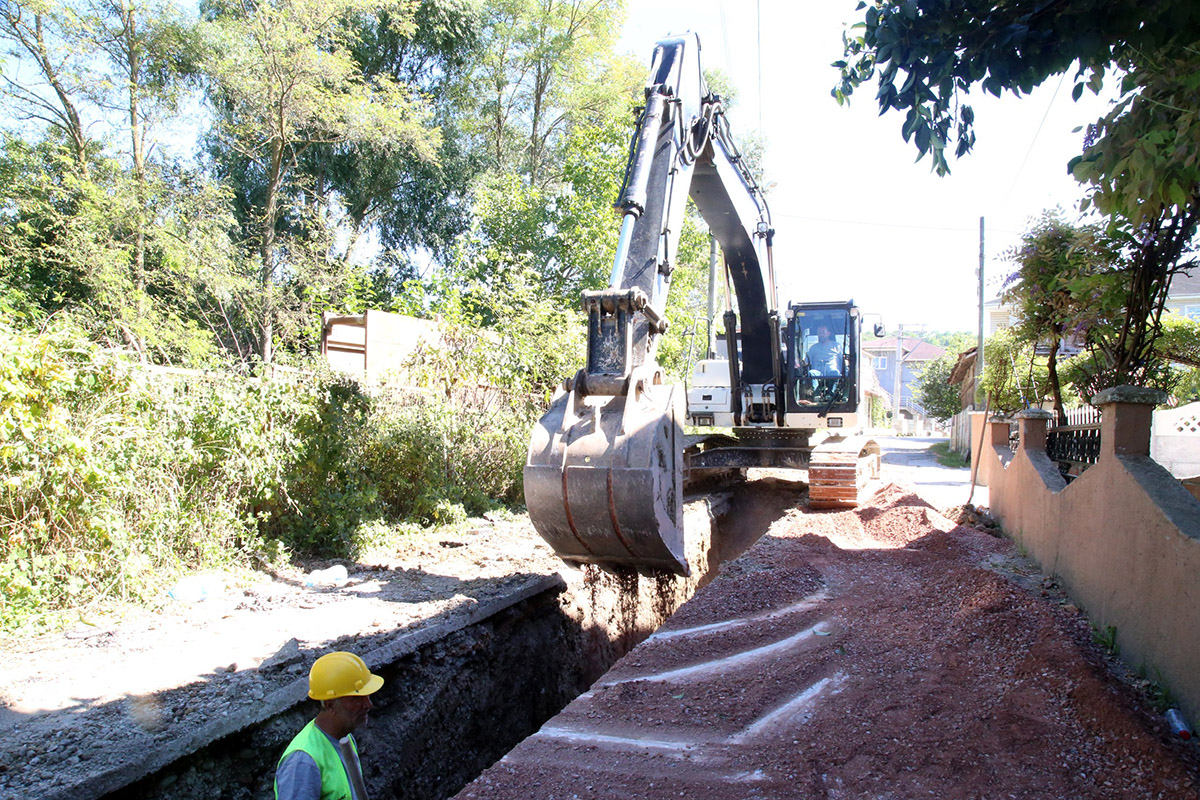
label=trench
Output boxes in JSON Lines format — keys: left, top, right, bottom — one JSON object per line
{"left": 101, "top": 478, "right": 801, "bottom": 800}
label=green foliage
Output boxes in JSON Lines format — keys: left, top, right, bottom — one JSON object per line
{"left": 930, "top": 441, "right": 968, "bottom": 469}
{"left": 361, "top": 396, "right": 527, "bottom": 527}
{"left": 836, "top": 0, "right": 1200, "bottom": 176}
{"left": 0, "top": 133, "right": 246, "bottom": 367}
{"left": 201, "top": 0, "right": 443, "bottom": 362}
{"left": 921, "top": 331, "right": 975, "bottom": 353}
{"left": 838, "top": 3, "right": 1200, "bottom": 394}
{"left": 1002, "top": 212, "right": 1121, "bottom": 344}
{"left": 657, "top": 207, "right": 715, "bottom": 382}
{"left": 1158, "top": 313, "right": 1200, "bottom": 370}
{"left": 913, "top": 354, "right": 962, "bottom": 424}
{"left": 471, "top": 0, "right": 629, "bottom": 181}
{"left": 981, "top": 328, "right": 1051, "bottom": 415}
{"left": 0, "top": 320, "right": 255, "bottom": 631}
{"left": 1172, "top": 367, "right": 1200, "bottom": 402}
{"left": 456, "top": 108, "right": 638, "bottom": 303}
{"left": 1001, "top": 210, "right": 1126, "bottom": 411}
{"left": 0, "top": 321, "right": 537, "bottom": 632}
{"left": 1092, "top": 623, "right": 1120, "bottom": 657}
{"left": 1069, "top": 49, "right": 1200, "bottom": 228}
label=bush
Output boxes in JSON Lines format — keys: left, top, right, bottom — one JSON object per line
{"left": 362, "top": 393, "right": 530, "bottom": 527}
{"left": 0, "top": 321, "right": 537, "bottom": 632}
{"left": 0, "top": 320, "right": 257, "bottom": 630}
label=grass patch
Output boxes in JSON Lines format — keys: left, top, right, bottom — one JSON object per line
{"left": 930, "top": 440, "right": 969, "bottom": 468}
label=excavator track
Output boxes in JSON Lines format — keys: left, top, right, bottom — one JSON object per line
{"left": 807, "top": 435, "right": 882, "bottom": 509}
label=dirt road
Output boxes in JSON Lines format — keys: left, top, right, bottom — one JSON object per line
{"left": 456, "top": 483, "right": 1200, "bottom": 799}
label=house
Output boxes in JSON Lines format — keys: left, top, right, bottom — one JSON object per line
{"left": 948, "top": 346, "right": 980, "bottom": 410}
{"left": 861, "top": 336, "right": 946, "bottom": 432}
{"left": 984, "top": 266, "right": 1200, "bottom": 334}
{"left": 1165, "top": 268, "right": 1200, "bottom": 320}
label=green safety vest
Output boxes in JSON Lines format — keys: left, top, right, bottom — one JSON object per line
{"left": 275, "top": 719, "right": 359, "bottom": 800}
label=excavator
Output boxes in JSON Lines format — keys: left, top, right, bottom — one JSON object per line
{"left": 524, "top": 33, "right": 881, "bottom": 576}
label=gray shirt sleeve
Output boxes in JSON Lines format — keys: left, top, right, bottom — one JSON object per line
{"left": 275, "top": 750, "right": 323, "bottom": 800}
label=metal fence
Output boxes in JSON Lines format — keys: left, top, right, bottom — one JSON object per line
{"left": 1046, "top": 406, "right": 1103, "bottom": 481}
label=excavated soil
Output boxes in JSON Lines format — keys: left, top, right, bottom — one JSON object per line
{"left": 458, "top": 484, "right": 1200, "bottom": 800}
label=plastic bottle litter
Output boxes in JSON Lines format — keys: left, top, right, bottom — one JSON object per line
{"left": 304, "top": 564, "right": 349, "bottom": 587}
{"left": 1165, "top": 708, "right": 1192, "bottom": 740}
{"left": 168, "top": 574, "right": 222, "bottom": 603}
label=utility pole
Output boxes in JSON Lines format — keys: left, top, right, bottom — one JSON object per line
{"left": 893, "top": 324, "right": 903, "bottom": 434}
{"left": 976, "top": 216, "right": 986, "bottom": 407}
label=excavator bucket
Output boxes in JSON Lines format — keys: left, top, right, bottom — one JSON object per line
{"left": 524, "top": 378, "right": 688, "bottom": 576}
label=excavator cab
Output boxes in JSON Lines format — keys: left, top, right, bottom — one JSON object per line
{"left": 786, "top": 302, "right": 860, "bottom": 418}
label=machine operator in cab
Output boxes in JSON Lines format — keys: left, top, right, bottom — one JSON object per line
{"left": 806, "top": 323, "right": 844, "bottom": 378}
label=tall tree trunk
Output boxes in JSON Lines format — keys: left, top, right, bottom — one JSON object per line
{"left": 124, "top": 0, "right": 148, "bottom": 360}
{"left": 27, "top": 11, "right": 90, "bottom": 178}
{"left": 1046, "top": 336, "right": 1065, "bottom": 422}
{"left": 259, "top": 137, "right": 285, "bottom": 365}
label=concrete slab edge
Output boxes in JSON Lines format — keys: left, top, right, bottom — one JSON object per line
{"left": 46, "top": 573, "right": 567, "bottom": 800}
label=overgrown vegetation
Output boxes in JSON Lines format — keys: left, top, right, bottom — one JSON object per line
{"left": 0, "top": 319, "right": 547, "bottom": 633}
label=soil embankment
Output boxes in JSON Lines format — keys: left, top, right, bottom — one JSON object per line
{"left": 457, "top": 484, "right": 1200, "bottom": 799}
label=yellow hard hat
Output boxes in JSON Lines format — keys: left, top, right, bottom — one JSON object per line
{"left": 308, "top": 651, "right": 384, "bottom": 700}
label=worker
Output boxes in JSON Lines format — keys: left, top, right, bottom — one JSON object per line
{"left": 806, "top": 324, "right": 844, "bottom": 377}
{"left": 274, "top": 651, "right": 383, "bottom": 800}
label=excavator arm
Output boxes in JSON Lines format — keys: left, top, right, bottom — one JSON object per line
{"left": 524, "top": 34, "right": 779, "bottom": 575}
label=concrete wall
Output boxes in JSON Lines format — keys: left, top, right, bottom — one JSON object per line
{"left": 984, "top": 392, "right": 1200, "bottom": 724}
{"left": 1152, "top": 401, "right": 1200, "bottom": 479}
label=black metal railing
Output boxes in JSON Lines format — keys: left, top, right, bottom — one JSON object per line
{"left": 1046, "top": 406, "right": 1102, "bottom": 481}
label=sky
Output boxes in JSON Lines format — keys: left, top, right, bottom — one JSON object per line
{"left": 618, "top": 0, "right": 1117, "bottom": 334}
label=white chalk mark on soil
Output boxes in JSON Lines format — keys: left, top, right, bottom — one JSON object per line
{"left": 729, "top": 673, "right": 846, "bottom": 743}
{"left": 598, "top": 623, "right": 828, "bottom": 687}
{"left": 646, "top": 591, "right": 829, "bottom": 642}
{"left": 535, "top": 727, "right": 699, "bottom": 753}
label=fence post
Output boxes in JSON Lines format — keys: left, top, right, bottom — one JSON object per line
{"left": 1093, "top": 386, "right": 1167, "bottom": 459}
{"left": 1014, "top": 408, "right": 1053, "bottom": 452}
{"left": 987, "top": 416, "right": 1010, "bottom": 448}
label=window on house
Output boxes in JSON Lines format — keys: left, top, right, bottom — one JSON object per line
{"left": 873, "top": 355, "right": 887, "bottom": 370}
{"left": 1183, "top": 305, "right": 1200, "bottom": 321}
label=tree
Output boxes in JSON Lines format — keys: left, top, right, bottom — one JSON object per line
{"left": 837, "top": 1, "right": 1200, "bottom": 389}
{"left": 981, "top": 328, "right": 1051, "bottom": 416}
{"left": 913, "top": 354, "right": 961, "bottom": 424}
{"left": 451, "top": 1, "right": 642, "bottom": 304}
{"left": 80, "top": 0, "right": 202, "bottom": 354}
{"left": 298, "top": 0, "right": 483, "bottom": 268}
{"left": 835, "top": 0, "right": 1200, "bottom": 175}
{"left": 0, "top": 132, "right": 244, "bottom": 365}
{"left": 472, "top": 0, "right": 625, "bottom": 184}
{"left": 0, "top": 0, "right": 94, "bottom": 176}
{"left": 1001, "top": 211, "right": 1121, "bottom": 417}
{"left": 201, "top": 0, "right": 442, "bottom": 363}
